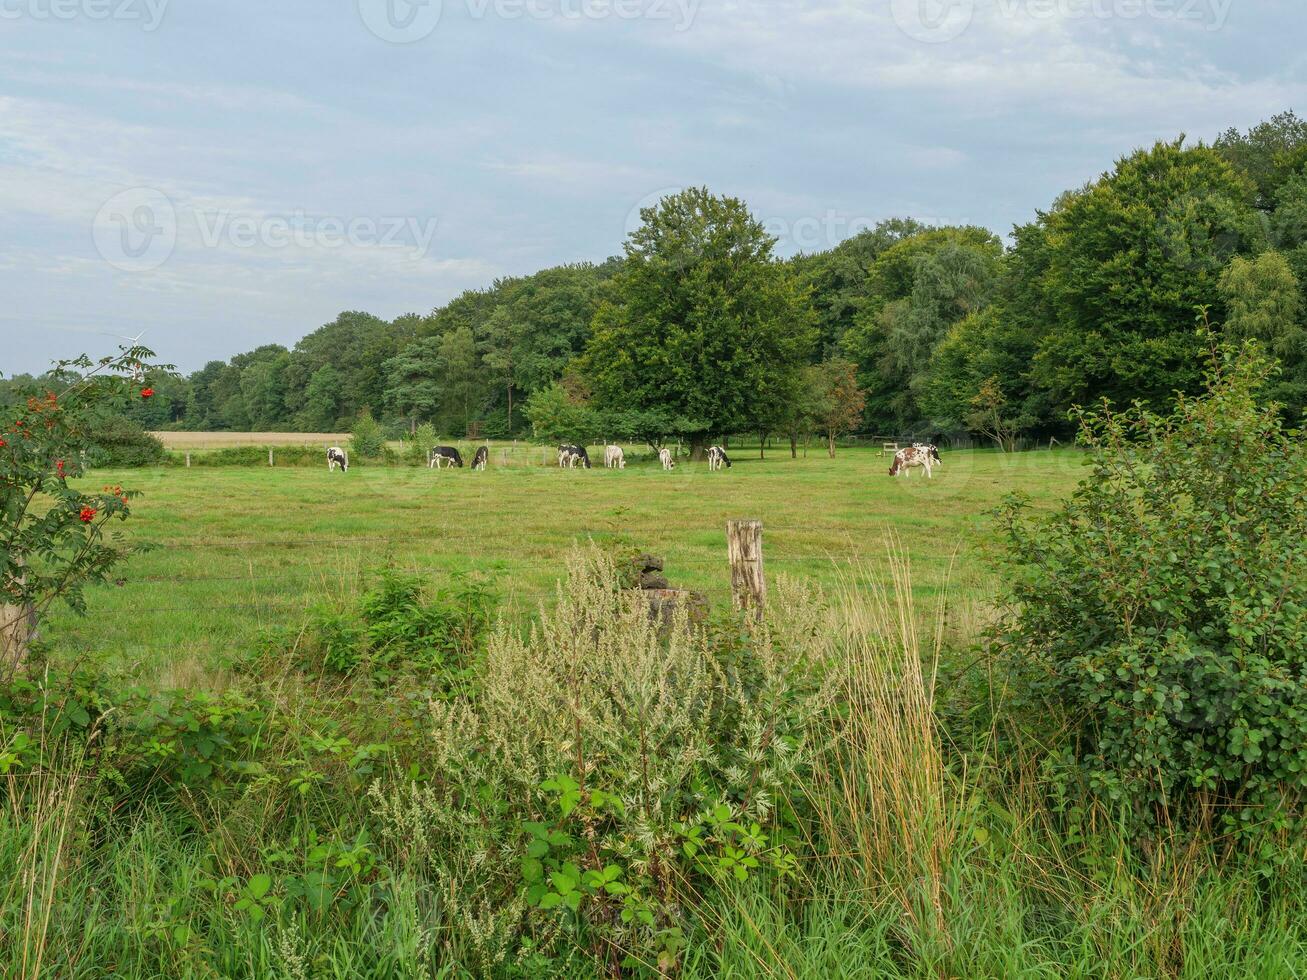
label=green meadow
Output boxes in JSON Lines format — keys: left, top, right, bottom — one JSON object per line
{"left": 48, "top": 445, "right": 1083, "bottom": 680}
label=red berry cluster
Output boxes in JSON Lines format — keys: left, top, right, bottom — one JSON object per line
{"left": 79, "top": 506, "right": 97, "bottom": 523}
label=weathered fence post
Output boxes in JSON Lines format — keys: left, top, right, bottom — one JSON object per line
{"left": 726, "top": 519, "right": 766, "bottom": 621}
{"left": 185, "top": 451, "right": 191, "bottom": 468}
{"left": 268, "top": 448, "right": 274, "bottom": 467}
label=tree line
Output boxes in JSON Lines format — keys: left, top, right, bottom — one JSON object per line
{"left": 7, "top": 110, "right": 1307, "bottom": 453}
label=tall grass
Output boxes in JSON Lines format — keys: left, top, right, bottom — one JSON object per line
{"left": 4, "top": 545, "right": 1307, "bottom": 976}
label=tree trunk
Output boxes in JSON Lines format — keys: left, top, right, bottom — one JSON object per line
{"left": 689, "top": 437, "right": 708, "bottom": 462}
{"left": 789, "top": 433, "right": 797, "bottom": 458}
{"left": 507, "top": 384, "right": 513, "bottom": 433}
{"left": 827, "top": 431, "right": 836, "bottom": 458}
{"left": 758, "top": 431, "right": 766, "bottom": 459}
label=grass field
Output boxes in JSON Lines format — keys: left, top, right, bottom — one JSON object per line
{"left": 47, "top": 445, "right": 1085, "bottom": 681}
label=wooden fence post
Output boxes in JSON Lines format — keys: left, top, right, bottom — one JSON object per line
{"left": 185, "top": 451, "right": 191, "bottom": 468}
{"left": 268, "top": 448, "right": 274, "bottom": 467}
{"left": 726, "top": 519, "right": 766, "bottom": 621}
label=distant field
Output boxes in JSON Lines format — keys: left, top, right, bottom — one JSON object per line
{"left": 150, "top": 431, "right": 349, "bottom": 449}
{"left": 49, "top": 446, "right": 1086, "bottom": 684}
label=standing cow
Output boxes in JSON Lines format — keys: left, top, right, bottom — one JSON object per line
{"left": 429, "top": 446, "right": 464, "bottom": 469}
{"left": 659, "top": 448, "right": 675, "bottom": 471}
{"left": 327, "top": 447, "right": 349, "bottom": 472}
{"left": 889, "top": 444, "right": 942, "bottom": 478}
{"left": 707, "top": 445, "right": 731, "bottom": 471}
{"left": 471, "top": 446, "right": 488, "bottom": 470}
{"left": 604, "top": 445, "right": 626, "bottom": 469}
{"left": 558, "top": 445, "right": 592, "bottom": 469}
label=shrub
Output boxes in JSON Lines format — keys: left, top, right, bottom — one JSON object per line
{"left": 84, "top": 415, "right": 166, "bottom": 467}
{"left": 403, "top": 423, "right": 437, "bottom": 466}
{"left": 349, "top": 408, "right": 386, "bottom": 458}
{"left": 993, "top": 341, "right": 1307, "bottom": 833}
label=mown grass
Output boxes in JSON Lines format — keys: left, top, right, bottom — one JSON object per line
{"left": 46, "top": 445, "right": 1084, "bottom": 682}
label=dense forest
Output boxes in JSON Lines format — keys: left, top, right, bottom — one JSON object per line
{"left": 10, "top": 111, "right": 1307, "bottom": 448}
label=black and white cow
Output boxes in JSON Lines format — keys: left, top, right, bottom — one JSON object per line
{"left": 707, "top": 445, "right": 731, "bottom": 471}
{"left": 471, "top": 446, "right": 488, "bottom": 470}
{"left": 326, "top": 446, "right": 349, "bottom": 472}
{"left": 658, "top": 447, "right": 675, "bottom": 471}
{"left": 429, "top": 446, "right": 464, "bottom": 469}
{"left": 558, "top": 445, "right": 592, "bottom": 469}
{"left": 889, "top": 443, "right": 942, "bottom": 478}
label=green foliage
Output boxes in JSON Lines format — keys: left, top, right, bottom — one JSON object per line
{"left": 84, "top": 414, "right": 166, "bottom": 467}
{"left": 585, "top": 187, "right": 814, "bottom": 447}
{"left": 348, "top": 408, "right": 386, "bottom": 458}
{"left": 1032, "top": 139, "right": 1263, "bottom": 414}
{"left": 994, "top": 341, "right": 1307, "bottom": 833}
{"left": 1, "top": 347, "right": 161, "bottom": 677}
{"left": 523, "top": 381, "right": 597, "bottom": 444}
{"left": 285, "top": 570, "right": 494, "bottom": 686}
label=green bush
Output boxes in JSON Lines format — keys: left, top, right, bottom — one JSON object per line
{"left": 84, "top": 414, "right": 166, "bottom": 467}
{"left": 349, "top": 408, "right": 386, "bottom": 458}
{"left": 994, "top": 342, "right": 1307, "bottom": 833}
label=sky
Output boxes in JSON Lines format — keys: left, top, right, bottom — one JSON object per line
{"left": 3, "top": 0, "right": 1305, "bottom": 376}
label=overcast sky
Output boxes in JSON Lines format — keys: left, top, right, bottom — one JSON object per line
{"left": 3, "top": 0, "right": 1304, "bottom": 376}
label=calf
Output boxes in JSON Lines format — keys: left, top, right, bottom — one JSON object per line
{"left": 429, "top": 446, "right": 464, "bottom": 469}
{"left": 889, "top": 443, "right": 942, "bottom": 478}
{"left": 659, "top": 447, "right": 675, "bottom": 471}
{"left": 326, "top": 447, "right": 349, "bottom": 472}
{"left": 604, "top": 445, "right": 626, "bottom": 469}
{"left": 471, "top": 446, "right": 488, "bottom": 470}
{"left": 707, "top": 445, "right": 731, "bottom": 471}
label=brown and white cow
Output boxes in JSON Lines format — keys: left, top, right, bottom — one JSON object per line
{"left": 889, "top": 443, "right": 941, "bottom": 478}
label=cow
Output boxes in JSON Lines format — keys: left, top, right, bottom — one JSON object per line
{"left": 429, "top": 446, "right": 464, "bottom": 469}
{"left": 471, "top": 446, "right": 488, "bottom": 470}
{"left": 604, "top": 445, "right": 626, "bottom": 469}
{"left": 659, "top": 447, "right": 675, "bottom": 471}
{"left": 327, "top": 447, "right": 349, "bottom": 472}
{"left": 558, "top": 445, "right": 591, "bottom": 469}
{"left": 707, "top": 445, "right": 731, "bottom": 471}
{"left": 889, "top": 443, "right": 942, "bottom": 478}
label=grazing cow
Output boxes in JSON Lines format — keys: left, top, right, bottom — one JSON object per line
{"left": 659, "top": 447, "right": 675, "bottom": 471}
{"left": 471, "top": 446, "right": 488, "bottom": 470}
{"left": 603, "top": 445, "right": 626, "bottom": 469}
{"left": 327, "top": 447, "right": 349, "bottom": 472}
{"left": 889, "top": 443, "right": 942, "bottom": 478}
{"left": 707, "top": 445, "right": 731, "bottom": 471}
{"left": 429, "top": 446, "right": 464, "bottom": 469}
{"left": 558, "top": 445, "right": 591, "bottom": 469}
